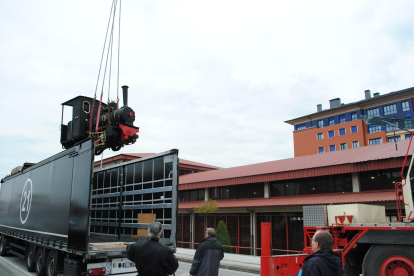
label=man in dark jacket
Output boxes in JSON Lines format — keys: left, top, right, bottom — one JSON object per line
{"left": 300, "top": 230, "right": 342, "bottom": 276}
{"left": 126, "top": 221, "right": 179, "bottom": 276}
{"left": 189, "top": 228, "right": 224, "bottom": 276}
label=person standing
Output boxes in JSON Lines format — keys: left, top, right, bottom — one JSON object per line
{"left": 189, "top": 228, "right": 224, "bottom": 276}
{"left": 300, "top": 230, "right": 343, "bottom": 276}
{"left": 126, "top": 221, "right": 179, "bottom": 276}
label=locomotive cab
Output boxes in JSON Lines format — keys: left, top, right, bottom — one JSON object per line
{"left": 60, "top": 86, "right": 139, "bottom": 155}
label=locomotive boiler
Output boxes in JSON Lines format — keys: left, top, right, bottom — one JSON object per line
{"left": 60, "top": 85, "right": 139, "bottom": 155}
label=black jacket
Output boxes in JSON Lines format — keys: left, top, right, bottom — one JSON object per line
{"left": 126, "top": 238, "right": 179, "bottom": 276}
{"left": 302, "top": 250, "right": 343, "bottom": 276}
{"left": 190, "top": 237, "right": 224, "bottom": 276}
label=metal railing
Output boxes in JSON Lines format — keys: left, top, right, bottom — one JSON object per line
{"left": 177, "top": 241, "right": 302, "bottom": 255}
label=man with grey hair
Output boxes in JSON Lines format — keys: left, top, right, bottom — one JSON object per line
{"left": 127, "top": 221, "right": 179, "bottom": 276}
{"left": 300, "top": 230, "right": 342, "bottom": 276}
{"left": 189, "top": 227, "right": 224, "bottom": 276}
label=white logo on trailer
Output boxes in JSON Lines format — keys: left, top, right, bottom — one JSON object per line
{"left": 20, "top": 178, "right": 32, "bottom": 224}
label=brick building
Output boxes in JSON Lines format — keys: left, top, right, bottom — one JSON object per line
{"left": 177, "top": 139, "right": 411, "bottom": 255}
{"left": 285, "top": 87, "right": 414, "bottom": 157}
{"left": 95, "top": 133, "right": 412, "bottom": 256}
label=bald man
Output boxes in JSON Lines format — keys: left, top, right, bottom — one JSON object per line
{"left": 301, "top": 230, "right": 342, "bottom": 276}
{"left": 189, "top": 228, "right": 224, "bottom": 276}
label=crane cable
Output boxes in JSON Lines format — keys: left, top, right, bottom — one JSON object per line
{"left": 90, "top": 0, "right": 122, "bottom": 135}
{"left": 95, "top": 0, "right": 118, "bottom": 133}
{"left": 117, "top": 0, "right": 122, "bottom": 108}
{"left": 90, "top": 0, "right": 116, "bottom": 134}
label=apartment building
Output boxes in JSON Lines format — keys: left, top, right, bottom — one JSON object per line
{"left": 285, "top": 87, "right": 414, "bottom": 157}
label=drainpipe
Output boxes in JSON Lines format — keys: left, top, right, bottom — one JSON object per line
{"left": 307, "top": 116, "right": 313, "bottom": 128}
{"left": 187, "top": 209, "right": 195, "bottom": 249}
{"left": 357, "top": 103, "right": 367, "bottom": 146}
{"left": 247, "top": 208, "right": 256, "bottom": 256}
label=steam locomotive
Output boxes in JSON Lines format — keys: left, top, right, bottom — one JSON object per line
{"left": 60, "top": 85, "right": 139, "bottom": 155}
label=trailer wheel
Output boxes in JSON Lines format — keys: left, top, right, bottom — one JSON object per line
{"left": 363, "top": 245, "right": 414, "bottom": 276}
{"left": 35, "top": 248, "right": 47, "bottom": 276}
{"left": 26, "top": 244, "right": 36, "bottom": 272}
{"left": 0, "top": 235, "right": 9, "bottom": 256}
{"left": 46, "top": 250, "right": 59, "bottom": 276}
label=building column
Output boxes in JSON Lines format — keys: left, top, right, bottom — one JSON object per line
{"left": 250, "top": 210, "right": 257, "bottom": 256}
{"left": 264, "top": 182, "right": 270, "bottom": 198}
{"left": 205, "top": 188, "right": 209, "bottom": 201}
{"left": 190, "top": 212, "right": 195, "bottom": 249}
{"left": 352, "top": 172, "right": 361, "bottom": 192}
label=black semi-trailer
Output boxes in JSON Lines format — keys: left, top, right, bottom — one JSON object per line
{"left": 0, "top": 139, "right": 179, "bottom": 276}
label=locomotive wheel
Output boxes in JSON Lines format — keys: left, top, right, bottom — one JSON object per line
{"left": 26, "top": 244, "right": 36, "bottom": 272}
{"left": 46, "top": 250, "right": 58, "bottom": 276}
{"left": 36, "top": 248, "right": 47, "bottom": 276}
{"left": 111, "top": 145, "right": 122, "bottom": 151}
{"left": 363, "top": 244, "right": 414, "bottom": 276}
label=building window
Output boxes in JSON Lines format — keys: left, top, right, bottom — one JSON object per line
{"left": 369, "top": 138, "right": 382, "bottom": 145}
{"left": 329, "top": 118, "right": 335, "bottom": 126}
{"left": 318, "top": 147, "right": 324, "bottom": 154}
{"left": 340, "top": 143, "right": 347, "bottom": 150}
{"left": 317, "top": 133, "right": 323, "bottom": 140}
{"left": 318, "top": 120, "right": 324, "bottom": 128}
{"left": 361, "top": 168, "right": 408, "bottom": 191}
{"left": 352, "top": 141, "right": 359, "bottom": 148}
{"left": 383, "top": 104, "right": 397, "bottom": 116}
{"left": 339, "top": 128, "right": 346, "bottom": 136}
{"left": 351, "top": 113, "right": 357, "bottom": 121}
{"left": 386, "top": 122, "right": 399, "bottom": 132}
{"left": 296, "top": 124, "right": 306, "bottom": 130}
{"left": 388, "top": 136, "right": 401, "bottom": 142}
{"left": 328, "top": 131, "right": 334, "bottom": 138}
{"left": 405, "top": 120, "right": 413, "bottom": 129}
{"left": 178, "top": 189, "right": 205, "bottom": 202}
{"left": 367, "top": 108, "right": 379, "bottom": 117}
{"left": 402, "top": 101, "right": 410, "bottom": 112}
{"left": 210, "top": 183, "right": 264, "bottom": 200}
{"left": 351, "top": 126, "right": 358, "bottom": 133}
{"left": 339, "top": 115, "right": 346, "bottom": 124}
{"left": 329, "top": 145, "right": 336, "bottom": 152}
{"left": 406, "top": 134, "right": 412, "bottom": 140}
{"left": 368, "top": 125, "right": 381, "bottom": 133}
{"left": 270, "top": 174, "right": 352, "bottom": 196}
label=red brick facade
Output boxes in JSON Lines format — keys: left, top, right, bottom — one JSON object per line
{"left": 293, "top": 119, "right": 387, "bottom": 157}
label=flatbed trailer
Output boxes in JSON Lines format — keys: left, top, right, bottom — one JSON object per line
{"left": 0, "top": 139, "right": 179, "bottom": 276}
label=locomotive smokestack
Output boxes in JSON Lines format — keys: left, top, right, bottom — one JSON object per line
{"left": 122, "top": 85, "right": 129, "bottom": 107}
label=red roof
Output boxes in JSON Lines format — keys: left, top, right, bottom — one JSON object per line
{"left": 178, "top": 190, "right": 395, "bottom": 209}
{"left": 94, "top": 153, "right": 221, "bottom": 170}
{"left": 180, "top": 140, "right": 413, "bottom": 190}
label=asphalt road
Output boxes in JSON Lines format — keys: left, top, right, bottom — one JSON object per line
{"left": 0, "top": 255, "right": 259, "bottom": 276}
{"left": 175, "top": 261, "right": 259, "bottom": 276}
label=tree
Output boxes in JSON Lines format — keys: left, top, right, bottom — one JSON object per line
{"left": 194, "top": 200, "right": 218, "bottom": 214}
{"left": 216, "top": 220, "right": 232, "bottom": 253}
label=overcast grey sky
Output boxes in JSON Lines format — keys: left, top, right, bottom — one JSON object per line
{"left": 1, "top": 0, "right": 414, "bottom": 177}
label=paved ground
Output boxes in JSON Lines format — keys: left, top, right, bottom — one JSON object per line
{"left": 0, "top": 256, "right": 36, "bottom": 276}
{"left": 175, "top": 247, "right": 260, "bottom": 274}
{"left": 176, "top": 261, "right": 259, "bottom": 276}
{"left": 0, "top": 248, "right": 261, "bottom": 275}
